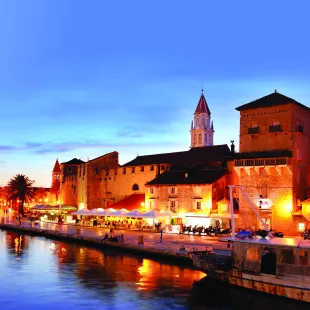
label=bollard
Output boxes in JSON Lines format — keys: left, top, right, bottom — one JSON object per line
{"left": 138, "top": 235, "right": 144, "bottom": 244}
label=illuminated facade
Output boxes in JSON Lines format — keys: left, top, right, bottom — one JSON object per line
{"left": 233, "top": 91, "right": 310, "bottom": 235}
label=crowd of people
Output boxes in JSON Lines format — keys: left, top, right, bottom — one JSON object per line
{"left": 102, "top": 229, "right": 124, "bottom": 243}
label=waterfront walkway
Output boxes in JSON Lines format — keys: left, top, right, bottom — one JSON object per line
{"left": 0, "top": 215, "right": 224, "bottom": 263}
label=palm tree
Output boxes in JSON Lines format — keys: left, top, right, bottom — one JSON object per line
{"left": 7, "top": 174, "right": 35, "bottom": 216}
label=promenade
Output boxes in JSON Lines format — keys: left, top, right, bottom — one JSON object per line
{"left": 0, "top": 214, "right": 223, "bottom": 264}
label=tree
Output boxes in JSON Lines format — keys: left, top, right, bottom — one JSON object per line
{"left": 7, "top": 174, "right": 35, "bottom": 216}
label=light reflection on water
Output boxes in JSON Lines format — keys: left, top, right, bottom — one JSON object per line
{"left": 1, "top": 230, "right": 309, "bottom": 310}
{"left": 0, "top": 230, "right": 204, "bottom": 310}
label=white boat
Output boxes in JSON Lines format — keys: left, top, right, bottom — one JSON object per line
{"left": 191, "top": 185, "right": 310, "bottom": 303}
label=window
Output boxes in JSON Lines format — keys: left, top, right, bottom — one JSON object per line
{"left": 123, "top": 168, "right": 126, "bottom": 174}
{"left": 279, "top": 249, "right": 296, "bottom": 264}
{"left": 132, "top": 184, "right": 139, "bottom": 191}
{"left": 170, "top": 187, "right": 176, "bottom": 194}
{"left": 261, "top": 183, "right": 268, "bottom": 198}
{"left": 150, "top": 165, "right": 154, "bottom": 171}
{"left": 67, "top": 166, "right": 72, "bottom": 172}
{"left": 131, "top": 167, "right": 135, "bottom": 173}
{"left": 161, "top": 165, "right": 165, "bottom": 171}
{"left": 95, "top": 168, "right": 99, "bottom": 175}
{"left": 194, "top": 134, "right": 197, "bottom": 145}
{"left": 170, "top": 200, "right": 179, "bottom": 212}
{"left": 248, "top": 127, "right": 259, "bottom": 134}
{"left": 198, "top": 134, "right": 202, "bottom": 144}
{"left": 269, "top": 121, "right": 281, "bottom": 132}
{"left": 296, "top": 123, "right": 303, "bottom": 133}
{"left": 196, "top": 201, "right": 201, "bottom": 210}
{"left": 140, "top": 166, "right": 144, "bottom": 172}
{"left": 299, "top": 250, "right": 309, "bottom": 266}
{"left": 150, "top": 187, "right": 155, "bottom": 194}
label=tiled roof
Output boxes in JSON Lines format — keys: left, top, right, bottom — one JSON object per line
{"left": 108, "top": 193, "right": 145, "bottom": 211}
{"left": 234, "top": 150, "right": 292, "bottom": 159}
{"left": 195, "top": 93, "right": 211, "bottom": 114}
{"left": 235, "top": 91, "right": 310, "bottom": 112}
{"left": 61, "top": 158, "right": 85, "bottom": 165}
{"left": 52, "top": 159, "right": 61, "bottom": 173}
{"left": 146, "top": 169, "right": 227, "bottom": 185}
{"left": 122, "top": 144, "right": 232, "bottom": 167}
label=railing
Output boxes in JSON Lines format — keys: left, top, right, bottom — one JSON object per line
{"left": 235, "top": 157, "right": 291, "bottom": 167}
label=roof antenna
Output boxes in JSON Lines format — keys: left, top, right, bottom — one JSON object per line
{"left": 201, "top": 86, "right": 204, "bottom": 93}
{"left": 275, "top": 89, "right": 277, "bottom": 93}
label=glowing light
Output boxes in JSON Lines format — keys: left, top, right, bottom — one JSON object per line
{"left": 141, "top": 202, "right": 145, "bottom": 207}
{"left": 298, "top": 223, "right": 305, "bottom": 232}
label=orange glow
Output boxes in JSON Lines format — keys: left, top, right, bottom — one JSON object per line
{"left": 277, "top": 194, "right": 293, "bottom": 218}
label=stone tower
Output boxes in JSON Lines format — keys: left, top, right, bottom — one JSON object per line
{"left": 51, "top": 159, "right": 61, "bottom": 202}
{"left": 52, "top": 159, "right": 61, "bottom": 183}
{"left": 190, "top": 90, "right": 214, "bottom": 148}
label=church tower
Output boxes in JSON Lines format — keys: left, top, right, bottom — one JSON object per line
{"left": 190, "top": 90, "right": 214, "bottom": 148}
{"left": 51, "top": 159, "right": 61, "bottom": 202}
{"left": 52, "top": 159, "right": 61, "bottom": 183}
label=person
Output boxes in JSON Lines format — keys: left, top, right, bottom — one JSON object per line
{"left": 120, "top": 234, "right": 124, "bottom": 242}
{"left": 103, "top": 233, "right": 109, "bottom": 241}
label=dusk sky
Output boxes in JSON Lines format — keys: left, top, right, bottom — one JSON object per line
{"left": 1, "top": 1, "right": 310, "bottom": 188}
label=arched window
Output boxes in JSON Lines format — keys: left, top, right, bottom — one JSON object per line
{"left": 132, "top": 184, "right": 139, "bottom": 191}
{"left": 261, "top": 183, "right": 268, "bottom": 198}
{"left": 194, "top": 134, "right": 197, "bottom": 144}
{"left": 198, "top": 134, "right": 202, "bottom": 145}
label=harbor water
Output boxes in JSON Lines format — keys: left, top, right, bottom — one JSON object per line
{"left": 0, "top": 230, "right": 309, "bottom": 310}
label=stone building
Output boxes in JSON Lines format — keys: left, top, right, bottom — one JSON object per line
{"left": 59, "top": 152, "right": 119, "bottom": 209}
{"left": 145, "top": 165, "right": 234, "bottom": 229}
{"left": 232, "top": 91, "right": 310, "bottom": 235}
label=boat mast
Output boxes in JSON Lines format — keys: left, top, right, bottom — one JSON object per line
{"left": 228, "top": 185, "right": 271, "bottom": 234}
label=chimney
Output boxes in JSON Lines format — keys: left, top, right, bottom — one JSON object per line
{"left": 230, "top": 140, "right": 235, "bottom": 154}
{"left": 156, "top": 164, "right": 160, "bottom": 177}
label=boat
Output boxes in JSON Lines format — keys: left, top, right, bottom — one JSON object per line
{"left": 191, "top": 185, "right": 310, "bottom": 303}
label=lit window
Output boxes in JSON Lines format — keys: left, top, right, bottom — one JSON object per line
{"left": 298, "top": 223, "right": 305, "bottom": 232}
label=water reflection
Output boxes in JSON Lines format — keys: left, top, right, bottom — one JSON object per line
{"left": 0, "top": 230, "right": 308, "bottom": 310}
{"left": 0, "top": 231, "right": 205, "bottom": 309}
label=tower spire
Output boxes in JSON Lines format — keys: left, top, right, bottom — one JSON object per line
{"left": 190, "top": 91, "right": 214, "bottom": 148}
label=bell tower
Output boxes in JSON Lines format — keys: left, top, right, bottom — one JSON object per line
{"left": 190, "top": 90, "right": 214, "bottom": 148}
{"left": 52, "top": 159, "right": 60, "bottom": 183}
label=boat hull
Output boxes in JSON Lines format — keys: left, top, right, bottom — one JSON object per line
{"left": 192, "top": 255, "right": 310, "bottom": 303}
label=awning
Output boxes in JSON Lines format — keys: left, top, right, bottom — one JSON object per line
{"left": 72, "top": 208, "right": 91, "bottom": 215}
{"left": 125, "top": 209, "right": 144, "bottom": 217}
{"left": 108, "top": 193, "right": 145, "bottom": 211}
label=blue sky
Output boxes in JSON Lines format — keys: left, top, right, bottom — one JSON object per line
{"left": 0, "top": 0, "right": 310, "bottom": 187}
